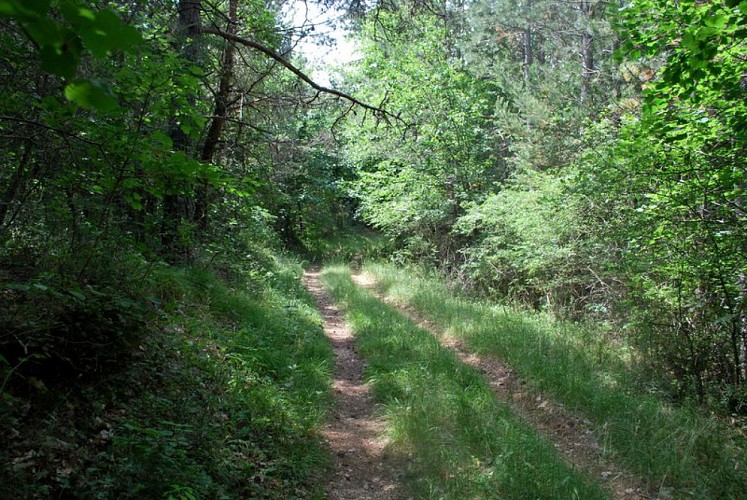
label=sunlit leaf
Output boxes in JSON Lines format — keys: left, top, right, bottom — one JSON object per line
{"left": 64, "top": 79, "right": 119, "bottom": 112}
{"left": 61, "top": 4, "right": 141, "bottom": 58}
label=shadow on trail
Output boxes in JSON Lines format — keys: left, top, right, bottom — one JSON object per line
{"left": 322, "top": 266, "right": 606, "bottom": 499}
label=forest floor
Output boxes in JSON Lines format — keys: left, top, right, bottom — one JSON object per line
{"left": 303, "top": 268, "right": 406, "bottom": 499}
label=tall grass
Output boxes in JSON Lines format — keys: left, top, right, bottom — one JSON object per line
{"left": 322, "top": 265, "right": 606, "bottom": 499}
{"left": 364, "top": 261, "right": 747, "bottom": 498}
{"left": 107, "top": 255, "right": 335, "bottom": 497}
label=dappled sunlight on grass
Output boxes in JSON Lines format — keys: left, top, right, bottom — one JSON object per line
{"left": 13, "top": 256, "right": 337, "bottom": 498}
{"left": 363, "top": 261, "right": 747, "bottom": 498}
{"left": 322, "top": 265, "right": 606, "bottom": 499}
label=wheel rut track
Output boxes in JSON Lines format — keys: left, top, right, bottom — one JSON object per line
{"left": 351, "top": 271, "right": 655, "bottom": 500}
{"left": 303, "top": 268, "right": 405, "bottom": 500}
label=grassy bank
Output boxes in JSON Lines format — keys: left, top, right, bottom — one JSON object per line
{"left": 322, "top": 264, "right": 606, "bottom": 499}
{"left": 362, "top": 261, "right": 747, "bottom": 498}
{"left": 1, "top": 252, "right": 333, "bottom": 498}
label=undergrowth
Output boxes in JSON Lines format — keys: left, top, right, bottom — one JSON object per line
{"left": 305, "top": 226, "right": 389, "bottom": 264}
{"left": 322, "top": 264, "right": 606, "bottom": 499}
{"left": 363, "top": 261, "right": 747, "bottom": 498}
{"left": 1, "top": 251, "right": 333, "bottom": 498}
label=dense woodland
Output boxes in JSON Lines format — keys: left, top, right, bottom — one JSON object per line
{"left": 1, "top": 0, "right": 746, "bottom": 497}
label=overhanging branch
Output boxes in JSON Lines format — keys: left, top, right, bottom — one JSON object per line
{"left": 201, "top": 27, "right": 403, "bottom": 124}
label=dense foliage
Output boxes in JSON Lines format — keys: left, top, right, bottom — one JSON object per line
{"left": 0, "top": 0, "right": 347, "bottom": 495}
{"left": 0, "top": 0, "right": 349, "bottom": 376}
{"left": 340, "top": 0, "right": 747, "bottom": 411}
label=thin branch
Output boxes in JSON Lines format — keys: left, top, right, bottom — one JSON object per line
{"left": 333, "top": 101, "right": 356, "bottom": 130}
{"left": 0, "top": 115, "right": 101, "bottom": 146}
{"left": 201, "top": 27, "right": 405, "bottom": 125}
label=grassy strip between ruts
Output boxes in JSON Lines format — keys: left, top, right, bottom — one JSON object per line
{"left": 2, "top": 253, "right": 334, "bottom": 499}
{"left": 362, "top": 261, "right": 747, "bottom": 498}
{"left": 321, "top": 264, "right": 607, "bottom": 499}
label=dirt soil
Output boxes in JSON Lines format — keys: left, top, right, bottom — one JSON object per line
{"left": 303, "top": 268, "right": 406, "bottom": 500}
{"left": 352, "top": 271, "right": 656, "bottom": 500}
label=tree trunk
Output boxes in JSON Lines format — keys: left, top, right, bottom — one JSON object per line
{"left": 738, "top": 181, "right": 747, "bottom": 386}
{"left": 523, "top": 27, "right": 532, "bottom": 86}
{"left": 523, "top": 22, "right": 532, "bottom": 132}
{"left": 0, "top": 139, "right": 32, "bottom": 232}
{"left": 162, "top": 0, "right": 202, "bottom": 258}
{"left": 579, "top": 1, "right": 595, "bottom": 104}
{"left": 196, "top": 0, "right": 239, "bottom": 230}
{"left": 581, "top": 31, "right": 594, "bottom": 103}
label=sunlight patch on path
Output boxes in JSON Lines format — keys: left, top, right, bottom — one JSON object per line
{"left": 303, "top": 269, "right": 405, "bottom": 500}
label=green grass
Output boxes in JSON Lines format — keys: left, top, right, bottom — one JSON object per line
{"left": 305, "top": 226, "right": 390, "bottom": 263}
{"left": 363, "top": 261, "right": 747, "bottom": 498}
{"left": 1, "top": 254, "right": 333, "bottom": 499}
{"left": 322, "top": 264, "right": 606, "bottom": 499}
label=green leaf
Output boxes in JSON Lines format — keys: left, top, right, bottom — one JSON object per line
{"left": 5, "top": 283, "right": 30, "bottom": 292}
{"left": 39, "top": 34, "right": 82, "bottom": 78}
{"left": 64, "top": 79, "right": 119, "bottom": 112}
{"left": 188, "top": 65, "right": 204, "bottom": 76}
{"left": 24, "top": 17, "right": 61, "bottom": 47}
{"left": 704, "top": 14, "right": 727, "bottom": 30}
{"left": 680, "top": 32, "right": 699, "bottom": 52}
{"left": 0, "top": 0, "right": 49, "bottom": 20}
{"left": 180, "top": 121, "right": 193, "bottom": 136}
{"left": 61, "top": 4, "right": 141, "bottom": 58}
{"left": 125, "top": 193, "right": 143, "bottom": 211}
{"left": 150, "top": 130, "right": 174, "bottom": 150}
{"left": 59, "top": 2, "right": 95, "bottom": 26}
{"left": 83, "top": 10, "right": 141, "bottom": 57}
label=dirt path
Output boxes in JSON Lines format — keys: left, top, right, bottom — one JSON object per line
{"left": 303, "top": 268, "right": 405, "bottom": 500}
{"left": 352, "top": 271, "right": 654, "bottom": 500}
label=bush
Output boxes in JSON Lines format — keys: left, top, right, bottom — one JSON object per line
{"left": 455, "top": 169, "right": 608, "bottom": 317}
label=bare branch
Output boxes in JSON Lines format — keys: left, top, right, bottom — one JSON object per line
{"left": 201, "top": 27, "right": 404, "bottom": 125}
